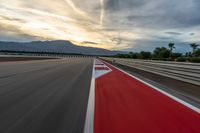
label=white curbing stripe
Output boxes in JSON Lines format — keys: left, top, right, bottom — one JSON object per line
{"left": 94, "top": 59, "right": 112, "bottom": 79}
{"left": 84, "top": 59, "right": 95, "bottom": 133}
{"left": 106, "top": 61, "right": 200, "bottom": 114}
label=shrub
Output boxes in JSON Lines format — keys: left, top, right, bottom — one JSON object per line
{"left": 188, "top": 57, "right": 200, "bottom": 63}
{"left": 151, "top": 58, "right": 173, "bottom": 61}
{"left": 194, "top": 49, "right": 200, "bottom": 57}
{"left": 138, "top": 51, "right": 152, "bottom": 59}
{"left": 172, "top": 53, "right": 182, "bottom": 59}
{"left": 176, "top": 57, "right": 187, "bottom": 62}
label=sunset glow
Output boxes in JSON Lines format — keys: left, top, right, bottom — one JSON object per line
{"left": 0, "top": 0, "right": 200, "bottom": 52}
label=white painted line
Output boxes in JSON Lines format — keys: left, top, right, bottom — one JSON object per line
{"left": 95, "top": 59, "right": 112, "bottom": 72}
{"left": 95, "top": 64, "right": 107, "bottom": 67}
{"left": 106, "top": 61, "right": 200, "bottom": 114}
{"left": 84, "top": 59, "right": 95, "bottom": 133}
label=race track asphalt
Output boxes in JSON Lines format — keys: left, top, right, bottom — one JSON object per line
{"left": 0, "top": 58, "right": 93, "bottom": 133}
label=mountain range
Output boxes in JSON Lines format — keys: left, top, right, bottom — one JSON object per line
{"left": 0, "top": 40, "right": 123, "bottom": 56}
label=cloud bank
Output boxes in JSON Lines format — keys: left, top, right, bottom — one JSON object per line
{"left": 0, "top": 0, "right": 200, "bottom": 52}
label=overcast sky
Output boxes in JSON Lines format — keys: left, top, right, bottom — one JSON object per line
{"left": 0, "top": 0, "right": 200, "bottom": 52}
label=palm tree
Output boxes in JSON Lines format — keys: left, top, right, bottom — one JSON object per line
{"left": 190, "top": 43, "right": 199, "bottom": 56}
{"left": 168, "top": 42, "right": 175, "bottom": 58}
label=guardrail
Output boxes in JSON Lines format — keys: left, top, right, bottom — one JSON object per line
{"left": 101, "top": 57, "right": 200, "bottom": 86}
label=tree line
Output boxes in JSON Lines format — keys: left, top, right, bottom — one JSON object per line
{"left": 115, "top": 43, "right": 200, "bottom": 63}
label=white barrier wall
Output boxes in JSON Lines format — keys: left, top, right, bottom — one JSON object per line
{"left": 102, "top": 57, "right": 200, "bottom": 86}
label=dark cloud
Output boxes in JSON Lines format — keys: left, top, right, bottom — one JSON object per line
{"left": 82, "top": 41, "right": 99, "bottom": 44}
{"left": 0, "top": 25, "right": 47, "bottom": 42}
{"left": 0, "top": 24, "right": 22, "bottom": 33}
{"left": 0, "top": 30, "right": 43, "bottom": 42}
{"left": 161, "top": 1, "right": 200, "bottom": 27}
{"left": 123, "top": 39, "right": 192, "bottom": 53}
{"left": 165, "top": 32, "right": 182, "bottom": 36}
{"left": 105, "top": 0, "right": 146, "bottom": 11}
{"left": 190, "top": 33, "right": 195, "bottom": 36}
{"left": 111, "top": 37, "right": 122, "bottom": 45}
{"left": 0, "top": 15, "right": 26, "bottom": 23}
{"left": 126, "top": 15, "right": 149, "bottom": 21}
{"left": 156, "top": 37, "right": 174, "bottom": 40}
{"left": 107, "top": 0, "right": 200, "bottom": 29}
{"left": 105, "top": 0, "right": 119, "bottom": 11}
{"left": 1, "top": 0, "right": 200, "bottom": 52}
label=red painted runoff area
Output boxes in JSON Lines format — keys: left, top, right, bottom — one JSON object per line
{"left": 94, "top": 63, "right": 200, "bottom": 133}
{"left": 95, "top": 64, "right": 105, "bottom": 65}
{"left": 95, "top": 67, "right": 110, "bottom": 70}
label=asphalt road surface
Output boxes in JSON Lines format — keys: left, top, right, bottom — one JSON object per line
{"left": 0, "top": 57, "right": 57, "bottom": 62}
{"left": 0, "top": 58, "right": 93, "bottom": 133}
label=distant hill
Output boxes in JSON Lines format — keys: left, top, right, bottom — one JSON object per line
{"left": 0, "top": 40, "right": 123, "bottom": 56}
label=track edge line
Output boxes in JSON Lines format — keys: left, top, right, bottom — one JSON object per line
{"left": 84, "top": 59, "right": 95, "bottom": 133}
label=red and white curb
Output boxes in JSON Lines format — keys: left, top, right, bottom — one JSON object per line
{"left": 94, "top": 59, "right": 112, "bottom": 78}
{"left": 84, "top": 59, "right": 111, "bottom": 133}
{"left": 84, "top": 59, "right": 200, "bottom": 133}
